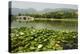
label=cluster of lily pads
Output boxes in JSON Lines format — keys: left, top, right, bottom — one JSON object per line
{"left": 10, "top": 27, "right": 78, "bottom": 53}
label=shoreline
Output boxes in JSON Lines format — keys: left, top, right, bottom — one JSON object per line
{"left": 34, "top": 18, "right": 78, "bottom": 21}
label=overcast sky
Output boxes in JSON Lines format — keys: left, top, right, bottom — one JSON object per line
{"left": 12, "top": 1, "right": 78, "bottom": 11}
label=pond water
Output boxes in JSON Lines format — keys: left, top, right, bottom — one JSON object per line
{"left": 11, "top": 20, "right": 78, "bottom": 32}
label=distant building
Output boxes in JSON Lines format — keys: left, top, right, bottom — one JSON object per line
{"left": 16, "top": 16, "right": 34, "bottom": 21}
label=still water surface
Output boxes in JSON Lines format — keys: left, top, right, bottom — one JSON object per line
{"left": 11, "top": 20, "right": 78, "bottom": 32}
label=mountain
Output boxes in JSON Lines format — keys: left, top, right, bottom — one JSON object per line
{"left": 11, "top": 8, "right": 37, "bottom": 15}
{"left": 11, "top": 8, "right": 77, "bottom": 15}
{"left": 42, "top": 8, "right": 77, "bottom": 13}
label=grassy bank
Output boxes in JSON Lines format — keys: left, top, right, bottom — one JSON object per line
{"left": 10, "top": 27, "right": 78, "bottom": 53}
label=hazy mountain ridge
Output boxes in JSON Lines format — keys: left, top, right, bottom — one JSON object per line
{"left": 11, "top": 8, "right": 77, "bottom": 15}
